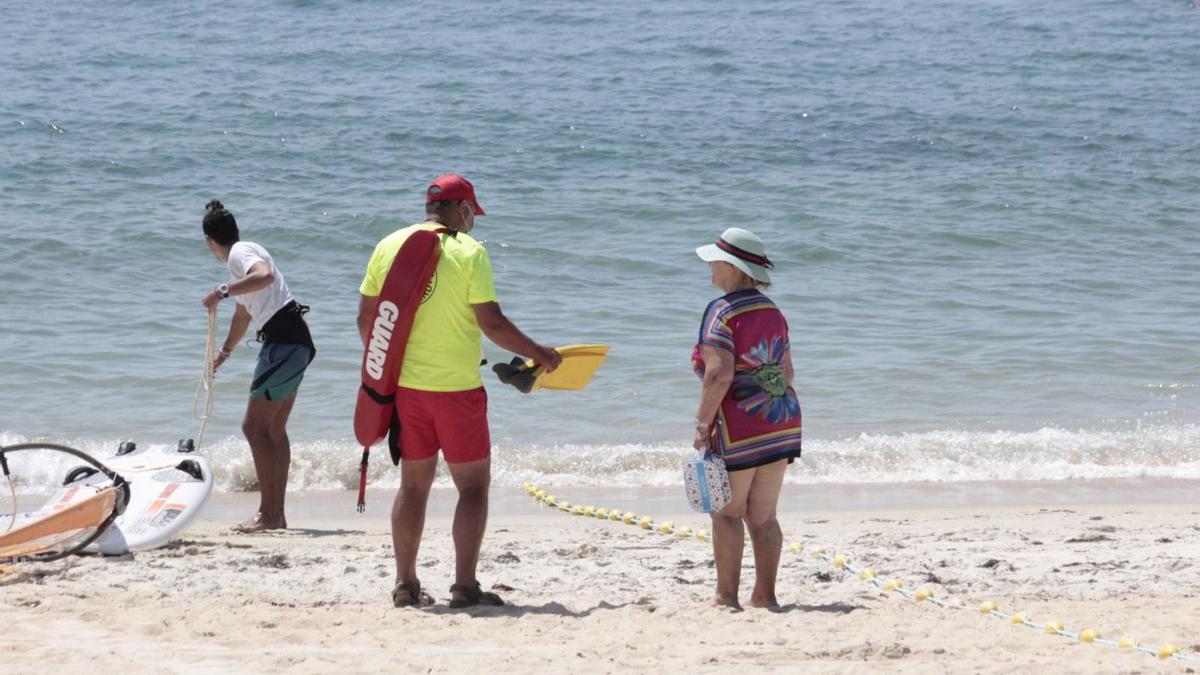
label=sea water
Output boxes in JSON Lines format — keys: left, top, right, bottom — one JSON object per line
{"left": 2, "top": 0, "right": 1198, "bottom": 491}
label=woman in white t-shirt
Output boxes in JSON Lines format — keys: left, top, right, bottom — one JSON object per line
{"left": 200, "top": 199, "right": 315, "bottom": 533}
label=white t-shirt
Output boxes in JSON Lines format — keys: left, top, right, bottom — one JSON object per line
{"left": 227, "top": 241, "right": 294, "bottom": 331}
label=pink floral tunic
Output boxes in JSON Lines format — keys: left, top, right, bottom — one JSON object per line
{"left": 691, "top": 289, "right": 802, "bottom": 471}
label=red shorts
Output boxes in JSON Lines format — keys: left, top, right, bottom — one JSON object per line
{"left": 393, "top": 386, "right": 490, "bottom": 464}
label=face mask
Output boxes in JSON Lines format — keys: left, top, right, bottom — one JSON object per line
{"left": 460, "top": 205, "right": 475, "bottom": 232}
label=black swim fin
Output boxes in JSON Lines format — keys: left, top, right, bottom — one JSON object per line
{"left": 492, "top": 356, "right": 538, "bottom": 394}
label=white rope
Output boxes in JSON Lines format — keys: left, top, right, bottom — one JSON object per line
{"left": 192, "top": 306, "right": 217, "bottom": 450}
{"left": 2, "top": 475, "right": 15, "bottom": 534}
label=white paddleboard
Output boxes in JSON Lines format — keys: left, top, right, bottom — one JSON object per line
{"left": 77, "top": 440, "right": 213, "bottom": 555}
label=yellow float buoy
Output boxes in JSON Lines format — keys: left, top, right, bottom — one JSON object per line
{"left": 1044, "top": 621, "right": 1064, "bottom": 635}
{"left": 1079, "top": 629, "right": 1100, "bottom": 644}
{"left": 1158, "top": 644, "right": 1180, "bottom": 660}
{"left": 979, "top": 601, "right": 998, "bottom": 614}
{"left": 638, "top": 516, "right": 653, "bottom": 529}
{"left": 1117, "top": 636, "right": 1136, "bottom": 649}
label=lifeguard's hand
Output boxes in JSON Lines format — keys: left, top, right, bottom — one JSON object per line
{"left": 535, "top": 345, "right": 563, "bottom": 373}
{"left": 693, "top": 427, "right": 710, "bottom": 451}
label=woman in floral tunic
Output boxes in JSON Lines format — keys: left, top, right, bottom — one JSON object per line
{"left": 691, "top": 227, "right": 802, "bottom": 610}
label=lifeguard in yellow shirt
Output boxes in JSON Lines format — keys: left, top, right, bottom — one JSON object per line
{"left": 357, "top": 175, "right": 561, "bottom": 608}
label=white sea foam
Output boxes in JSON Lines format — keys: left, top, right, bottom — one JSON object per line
{"left": 4, "top": 426, "right": 1198, "bottom": 495}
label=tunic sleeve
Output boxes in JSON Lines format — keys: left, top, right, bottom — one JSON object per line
{"left": 698, "top": 300, "right": 735, "bottom": 354}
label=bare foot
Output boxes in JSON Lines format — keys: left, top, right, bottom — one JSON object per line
{"left": 749, "top": 596, "right": 780, "bottom": 609}
{"left": 230, "top": 512, "right": 286, "bottom": 533}
{"left": 710, "top": 594, "right": 742, "bottom": 611}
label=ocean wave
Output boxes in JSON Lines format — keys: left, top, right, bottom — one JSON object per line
{"left": 3, "top": 425, "right": 1199, "bottom": 495}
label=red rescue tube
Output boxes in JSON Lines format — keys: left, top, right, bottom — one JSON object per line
{"left": 353, "top": 228, "right": 445, "bottom": 509}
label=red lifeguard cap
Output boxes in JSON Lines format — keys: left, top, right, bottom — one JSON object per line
{"left": 426, "top": 174, "right": 486, "bottom": 216}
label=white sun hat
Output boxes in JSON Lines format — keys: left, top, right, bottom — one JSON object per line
{"left": 695, "top": 227, "right": 774, "bottom": 284}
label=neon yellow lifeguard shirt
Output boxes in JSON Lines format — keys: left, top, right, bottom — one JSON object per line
{"left": 359, "top": 223, "right": 497, "bottom": 392}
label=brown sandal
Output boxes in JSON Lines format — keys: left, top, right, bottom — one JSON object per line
{"left": 392, "top": 580, "right": 435, "bottom": 608}
{"left": 448, "top": 581, "right": 505, "bottom": 608}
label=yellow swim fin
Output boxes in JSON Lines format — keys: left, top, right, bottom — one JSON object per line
{"left": 533, "top": 344, "right": 609, "bottom": 391}
{"left": 491, "top": 344, "right": 609, "bottom": 393}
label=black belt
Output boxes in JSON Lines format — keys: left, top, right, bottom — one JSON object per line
{"left": 257, "top": 301, "right": 316, "bottom": 356}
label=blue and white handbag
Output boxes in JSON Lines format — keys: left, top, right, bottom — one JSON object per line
{"left": 684, "top": 450, "right": 732, "bottom": 513}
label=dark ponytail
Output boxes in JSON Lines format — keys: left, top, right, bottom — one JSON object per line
{"left": 202, "top": 199, "right": 240, "bottom": 247}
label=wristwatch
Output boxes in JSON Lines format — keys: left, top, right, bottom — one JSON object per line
{"left": 694, "top": 417, "right": 711, "bottom": 432}
{"left": 216, "top": 283, "right": 230, "bottom": 299}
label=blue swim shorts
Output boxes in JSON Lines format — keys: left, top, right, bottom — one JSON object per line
{"left": 250, "top": 343, "right": 314, "bottom": 401}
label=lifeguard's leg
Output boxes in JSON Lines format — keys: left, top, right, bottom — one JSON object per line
{"left": 393, "top": 456, "right": 437, "bottom": 584}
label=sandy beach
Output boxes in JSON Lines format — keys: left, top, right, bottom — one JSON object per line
{"left": 5, "top": 0, "right": 1199, "bottom": 672}
{"left": 2, "top": 480, "right": 1197, "bottom": 674}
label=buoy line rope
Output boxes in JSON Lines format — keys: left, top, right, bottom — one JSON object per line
{"left": 192, "top": 306, "right": 217, "bottom": 451}
{"left": 521, "top": 483, "right": 1193, "bottom": 663}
